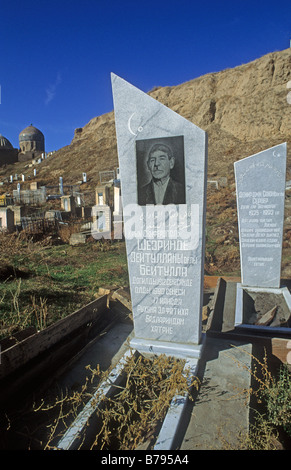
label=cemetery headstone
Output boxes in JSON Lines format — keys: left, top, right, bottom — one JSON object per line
{"left": 234, "top": 143, "right": 287, "bottom": 289}
{"left": 111, "top": 74, "right": 208, "bottom": 358}
{"left": 234, "top": 143, "right": 291, "bottom": 329}
{"left": 59, "top": 177, "right": 64, "bottom": 195}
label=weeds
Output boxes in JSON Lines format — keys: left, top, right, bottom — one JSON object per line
{"left": 260, "top": 364, "right": 291, "bottom": 437}
{"left": 225, "top": 346, "right": 291, "bottom": 449}
{"left": 0, "top": 280, "right": 49, "bottom": 337}
{"left": 89, "top": 354, "right": 198, "bottom": 450}
{"left": 238, "top": 413, "right": 283, "bottom": 450}
{"left": 58, "top": 222, "right": 82, "bottom": 244}
{"left": 30, "top": 352, "right": 199, "bottom": 450}
{"left": 31, "top": 295, "right": 48, "bottom": 330}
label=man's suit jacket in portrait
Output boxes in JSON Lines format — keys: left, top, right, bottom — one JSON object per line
{"left": 138, "top": 177, "right": 185, "bottom": 205}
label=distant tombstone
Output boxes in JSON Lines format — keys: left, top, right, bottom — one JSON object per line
{"left": 91, "top": 205, "right": 112, "bottom": 239}
{"left": 98, "top": 193, "right": 104, "bottom": 205}
{"left": 59, "top": 177, "right": 64, "bottom": 195}
{"left": 113, "top": 185, "right": 122, "bottom": 216}
{"left": 111, "top": 74, "right": 208, "bottom": 358}
{"left": 235, "top": 143, "right": 287, "bottom": 289}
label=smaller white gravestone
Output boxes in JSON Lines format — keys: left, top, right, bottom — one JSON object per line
{"left": 235, "top": 143, "right": 286, "bottom": 289}
{"left": 234, "top": 143, "right": 291, "bottom": 330}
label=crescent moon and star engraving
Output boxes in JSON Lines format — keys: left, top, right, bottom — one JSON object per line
{"left": 128, "top": 113, "right": 143, "bottom": 136}
{"left": 273, "top": 149, "right": 282, "bottom": 158}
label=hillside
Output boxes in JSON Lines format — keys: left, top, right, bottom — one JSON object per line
{"left": 0, "top": 48, "right": 290, "bottom": 278}
{"left": 2, "top": 47, "right": 290, "bottom": 189}
{"left": 0, "top": 48, "right": 290, "bottom": 189}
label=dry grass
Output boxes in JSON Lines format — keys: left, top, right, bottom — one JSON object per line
{"left": 0, "top": 279, "right": 49, "bottom": 336}
{"left": 221, "top": 347, "right": 291, "bottom": 450}
{"left": 58, "top": 222, "right": 83, "bottom": 243}
{"left": 30, "top": 352, "right": 199, "bottom": 450}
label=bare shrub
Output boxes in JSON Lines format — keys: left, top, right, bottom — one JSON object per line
{"left": 58, "top": 222, "right": 82, "bottom": 243}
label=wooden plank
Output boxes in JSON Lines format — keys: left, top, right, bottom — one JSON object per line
{"left": 272, "top": 338, "right": 291, "bottom": 365}
{"left": 0, "top": 295, "right": 108, "bottom": 380}
{"left": 111, "top": 288, "right": 132, "bottom": 310}
{"left": 204, "top": 276, "right": 241, "bottom": 289}
{"left": 0, "top": 308, "right": 118, "bottom": 406}
{"left": 0, "top": 326, "right": 37, "bottom": 351}
{"left": 221, "top": 281, "right": 237, "bottom": 332}
{"left": 207, "top": 277, "right": 226, "bottom": 332}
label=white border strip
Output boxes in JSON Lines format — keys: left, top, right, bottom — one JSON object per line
{"left": 56, "top": 349, "right": 134, "bottom": 450}
{"left": 154, "top": 357, "right": 199, "bottom": 450}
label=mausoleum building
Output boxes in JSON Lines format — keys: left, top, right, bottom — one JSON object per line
{"left": 0, "top": 134, "right": 19, "bottom": 166}
{"left": 18, "top": 125, "right": 45, "bottom": 161}
{"left": 0, "top": 125, "right": 46, "bottom": 166}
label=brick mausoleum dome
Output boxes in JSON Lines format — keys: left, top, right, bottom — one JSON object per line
{"left": 0, "top": 134, "right": 13, "bottom": 149}
{"left": 0, "top": 134, "right": 18, "bottom": 166}
{"left": 19, "top": 124, "right": 45, "bottom": 153}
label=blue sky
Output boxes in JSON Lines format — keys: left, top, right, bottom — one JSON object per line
{"left": 0, "top": 0, "right": 290, "bottom": 152}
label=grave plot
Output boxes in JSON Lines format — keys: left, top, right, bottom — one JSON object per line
{"left": 50, "top": 73, "right": 209, "bottom": 451}
{"left": 54, "top": 349, "right": 199, "bottom": 451}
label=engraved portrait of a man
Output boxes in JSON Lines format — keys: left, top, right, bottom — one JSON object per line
{"left": 137, "top": 136, "right": 186, "bottom": 205}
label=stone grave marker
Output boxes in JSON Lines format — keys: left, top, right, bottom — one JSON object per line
{"left": 111, "top": 73, "right": 208, "bottom": 358}
{"left": 234, "top": 143, "right": 287, "bottom": 289}
{"left": 234, "top": 143, "right": 291, "bottom": 329}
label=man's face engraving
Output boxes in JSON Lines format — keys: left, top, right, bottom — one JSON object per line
{"left": 148, "top": 149, "right": 175, "bottom": 182}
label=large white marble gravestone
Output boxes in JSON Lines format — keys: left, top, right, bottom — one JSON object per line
{"left": 111, "top": 74, "right": 208, "bottom": 358}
